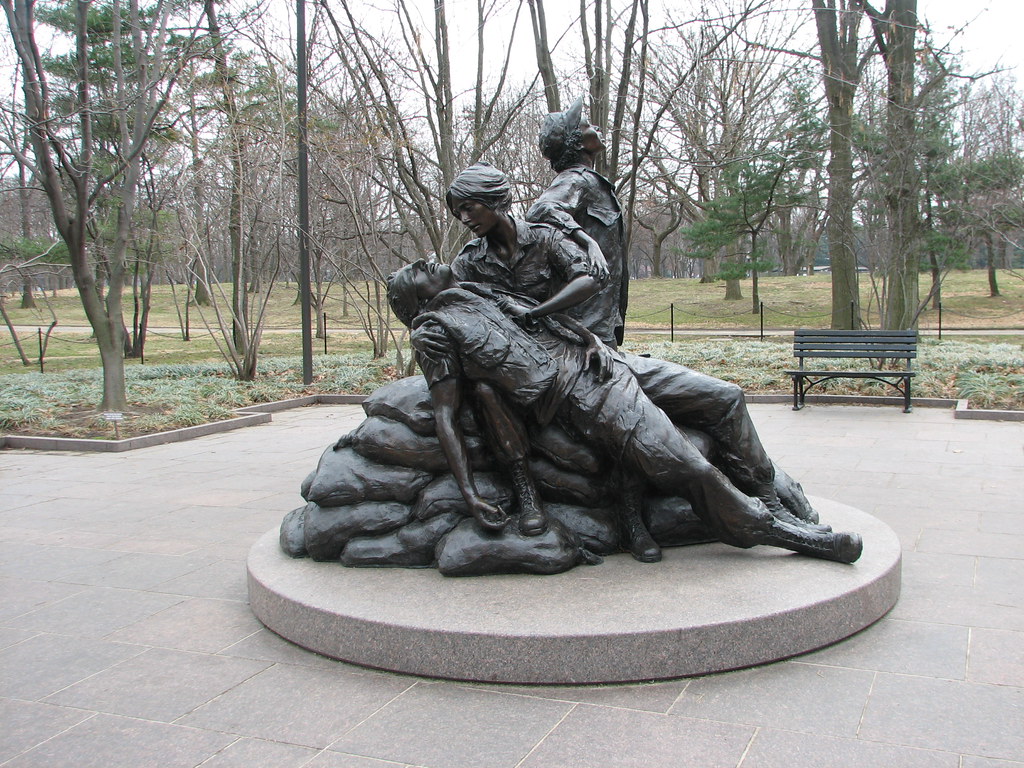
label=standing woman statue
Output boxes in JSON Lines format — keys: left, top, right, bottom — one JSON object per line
{"left": 527, "top": 96, "right": 628, "bottom": 348}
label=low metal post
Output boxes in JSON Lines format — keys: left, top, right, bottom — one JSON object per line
{"left": 938, "top": 302, "right": 942, "bottom": 340}
{"left": 670, "top": 303, "right": 674, "bottom": 342}
{"left": 38, "top": 328, "right": 44, "bottom": 373}
{"left": 323, "top": 312, "right": 328, "bottom": 354}
{"left": 850, "top": 301, "right": 855, "bottom": 330}
{"left": 760, "top": 301, "right": 764, "bottom": 340}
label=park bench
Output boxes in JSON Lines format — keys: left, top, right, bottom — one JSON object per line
{"left": 786, "top": 329, "right": 918, "bottom": 412}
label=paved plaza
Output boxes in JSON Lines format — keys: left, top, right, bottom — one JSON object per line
{"left": 1, "top": 402, "right": 1021, "bottom": 767}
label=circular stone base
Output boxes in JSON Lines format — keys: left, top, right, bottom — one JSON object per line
{"left": 247, "top": 499, "right": 900, "bottom": 684}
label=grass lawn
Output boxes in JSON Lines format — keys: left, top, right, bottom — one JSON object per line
{"left": 2, "top": 270, "right": 1022, "bottom": 438}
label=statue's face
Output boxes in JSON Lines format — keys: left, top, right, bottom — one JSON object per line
{"left": 580, "top": 120, "right": 606, "bottom": 154}
{"left": 410, "top": 259, "right": 452, "bottom": 302}
{"left": 450, "top": 198, "right": 501, "bottom": 238}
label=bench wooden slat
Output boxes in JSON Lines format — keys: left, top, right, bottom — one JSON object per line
{"left": 794, "top": 329, "right": 916, "bottom": 337}
{"left": 794, "top": 350, "right": 916, "bottom": 360}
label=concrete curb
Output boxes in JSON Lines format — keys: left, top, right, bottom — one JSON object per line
{"left": 0, "top": 394, "right": 368, "bottom": 452}
{"left": 747, "top": 393, "right": 1022, "bottom": 421}
{"left": 3, "top": 392, "right": 1019, "bottom": 453}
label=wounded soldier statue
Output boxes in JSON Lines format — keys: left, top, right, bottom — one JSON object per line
{"left": 279, "top": 257, "right": 862, "bottom": 576}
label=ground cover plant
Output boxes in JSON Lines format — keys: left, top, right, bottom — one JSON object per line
{"left": 2, "top": 336, "right": 1021, "bottom": 440}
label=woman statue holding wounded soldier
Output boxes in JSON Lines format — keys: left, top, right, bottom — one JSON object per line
{"left": 388, "top": 260, "right": 863, "bottom": 564}
{"left": 418, "top": 161, "right": 823, "bottom": 562}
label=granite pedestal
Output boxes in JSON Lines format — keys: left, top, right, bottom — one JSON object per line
{"left": 247, "top": 499, "right": 900, "bottom": 684}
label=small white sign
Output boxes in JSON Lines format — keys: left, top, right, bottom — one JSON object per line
{"left": 102, "top": 412, "right": 124, "bottom": 421}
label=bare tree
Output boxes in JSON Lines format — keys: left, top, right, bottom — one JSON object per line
{"left": 1, "top": 0, "right": 203, "bottom": 408}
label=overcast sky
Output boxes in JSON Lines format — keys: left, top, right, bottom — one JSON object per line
{"left": 918, "top": 0, "right": 1022, "bottom": 76}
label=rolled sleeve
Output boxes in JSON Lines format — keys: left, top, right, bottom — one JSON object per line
{"left": 412, "top": 320, "right": 460, "bottom": 385}
{"left": 543, "top": 227, "right": 607, "bottom": 286}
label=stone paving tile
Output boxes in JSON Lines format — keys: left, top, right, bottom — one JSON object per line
{"left": 0, "top": 491, "right": 54, "bottom": 513}
{"left": 889, "top": 581, "right": 1024, "bottom": 631}
{"left": 19, "top": 528, "right": 124, "bottom": 549}
{"left": 740, "top": 727, "right": 960, "bottom": 768}
{"left": 917, "top": 528, "right": 1024, "bottom": 560}
{"left": 467, "top": 678, "right": 689, "bottom": 714}
{"left": 218, "top": 628, "right": 345, "bottom": 670}
{"left": 106, "top": 597, "right": 263, "bottom": 653}
{"left": 858, "top": 673, "right": 1024, "bottom": 760}
{"left": 100, "top": 534, "right": 218, "bottom": 556}
{"left": 0, "top": 627, "right": 38, "bottom": 650}
{"left": 668, "top": 661, "right": 875, "bottom": 737}
{"left": 172, "top": 487, "right": 281, "bottom": 508}
{"left": 0, "top": 698, "right": 93, "bottom": 763}
{"left": 53, "top": 551, "right": 218, "bottom": 590}
{"left": 899, "top": 551, "right": 976, "bottom": 587}
{"left": 5, "top": 585, "right": 185, "bottom": 638}
{"left": 975, "top": 556, "right": 1024, "bottom": 593}
{"left": 0, "top": 712, "right": 236, "bottom": 768}
{"left": 330, "top": 682, "right": 573, "bottom": 768}
{"left": 980, "top": 509, "right": 1024, "bottom": 535}
{"left": 803, "top": 618, "right": 969, "bottom": 679}
{"left": 305, "top": 753, "right": 418, "bottom": 768}
{"left": 967, "top": 628, "right": 1024, "bottom": 687}
{"left": 0, "top": 542, "right": 124, "bottom": 582}
{"left": 178, "top": 663, "right": 413, "bottom": 748}
{"left": 0, "top": 577, "right": 87, "bottom": 622}
{"left": 150, "top": 560, "right": 250, "bottom": 601}
{"left": 43, "top": 647, "right": 270, "bottom": 722}
{"left": 0, "top": 633, "right": 145, "bottom": 700}
{"left": 518, "top": 702, "right": 753, "bottom": 768}
{"left": 195, "top": 737, "right": 320, "bottom": 767}
{"left": 961, "top": 758, "right": 1024, "bottom": 768}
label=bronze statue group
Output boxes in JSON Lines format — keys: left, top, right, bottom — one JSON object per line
{"left": 283, "top": 97, "right": 863, "bottom": 576}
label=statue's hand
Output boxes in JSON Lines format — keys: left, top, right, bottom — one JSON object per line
{"left": 584, "top": 339, "right": 614, "bottom": 382}
{"left": 497, "top": 296, "right": 539, "bottom": 330}
{"left": 587, "top": 241, "right": 610, "bottom": 282}
{"left": 412, "top": 326, "right": 453, "bottom": 359}
{"left": 467, "top": 496, "right": 509, "bottom": 531}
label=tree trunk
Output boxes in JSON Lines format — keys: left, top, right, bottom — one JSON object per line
{"left": 986, "top": 233, "right": 1000, "bottom": 297}
{"left": 650, "top": 239, "right": 663, "bottom": 278}
{"left": 527, "top": 0, "right": 560, "bottom": 112}
{"left": 20, "top": 277, "right": 36, "bottom": 309}
{"left": 0, "top": 297, "right": 31, "bottom": 365}
{"left": 878, "top": 0, "right": 921, "bottom": 330}
{"left": 813, "top": 0, "right": 863, "bottom": 330}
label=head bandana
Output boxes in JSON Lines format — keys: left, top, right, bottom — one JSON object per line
{"left": 446, "top": 162, "right": 514, "bottom": 215}
{"left": 538, "top": 96, "right": 584, "bottom": 162}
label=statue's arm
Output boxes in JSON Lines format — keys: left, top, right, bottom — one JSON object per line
{"left": 430, "top": 376, "right": 509, "bottom": 531}
{"left": 572, "top": 230, "right": 608, "bottom": 278}
{"left": 521, "top": 275, "right": 600, "bottom": 322}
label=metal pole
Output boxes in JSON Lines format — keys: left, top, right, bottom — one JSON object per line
{"left": 938, "top": 301, "right": 942, "bottom": 340}
{"left": 760, "top": 301, "right": 764, "bottom": 340}
{"left": 850, "top": 301, "right": 855, "bottom": 330}
{"left": 670, "top": 303, "right": 674, "bottom": 342}
{"left": 297, "top": 0, "right": 313, "bottom": 385}
{"left": 323, "top": 311, "right": 328, "bottom": 354}
{"left": 38, "top": 328, "right": 44, "bottom": 373}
